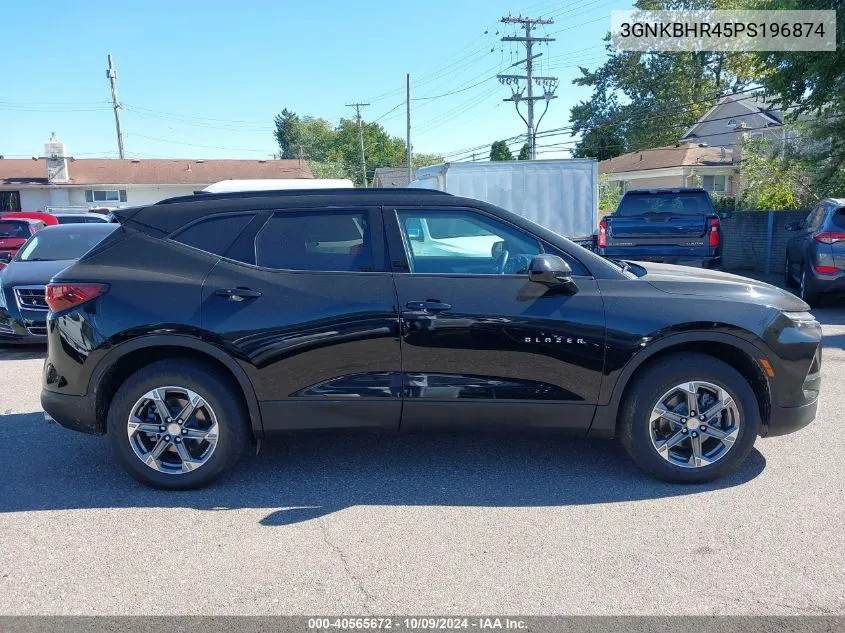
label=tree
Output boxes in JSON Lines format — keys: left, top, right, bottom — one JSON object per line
{"left": 490, "top": 140, "right": 514, "bottom": 161}
{"left": 517, "top": 144, "right": 529, "bottom": 160}
{"left": 413, "top": 153, "right": 444, "bottom": 168}
{"left": 568, "top": 0, "right": 754, "bottom": 159}
{"left": 273, "top": 108, "right": 418, "bottom": 186}
{"left": 745, "top": 0, "right": 845, "bottom": 190}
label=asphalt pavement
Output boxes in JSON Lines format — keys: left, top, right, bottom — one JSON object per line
{"left": 1, "top": 300, "right": 844, "bottom": 615}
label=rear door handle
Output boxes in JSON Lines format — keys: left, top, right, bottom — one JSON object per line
{"left": 215, "top": 287, "right": 262, "bottom": 301}
{"left": 406, "top": 300, "right": 452, "bottom": 312}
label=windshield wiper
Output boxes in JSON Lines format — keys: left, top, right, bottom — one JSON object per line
{"left": 22, "top": 257, "right": 56, "bottom": 262}
{"left": 608, "top": 258, "right": 632, "bottom": 274}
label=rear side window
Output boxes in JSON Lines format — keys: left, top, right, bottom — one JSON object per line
{"left": 616, "top": 192, "right": 713, "bottom": 216}
{"left": 255, "top": 211, "right": 375, "bottom": 272}
{"left": 830, "top": 207, "right": 845, "bottom": 229}
{"left": 172, "top": 214, "right": 253, "bottom": 256}
{"left": 0, "top": 221, "right": 29, "bottom": 238}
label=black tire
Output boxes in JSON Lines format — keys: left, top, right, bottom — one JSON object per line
{"left": 107, "top": 359, "right": 250, "bottom": 489}
{"left": 799, "top": 266, "right": 820, "bottom": 308}
{"left": 784, "top": 256, "right": 797, "bottom": 288}
{"left": 619, "top": 352, "right": 760, "bottom": 484}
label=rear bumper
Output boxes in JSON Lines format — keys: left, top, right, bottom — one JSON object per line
{"left": 601, "top": 249, "right": 721, "bottom": 269}
{"left": 807, "top": 269, "right": 845, "bottom": 295}
{"left": 40, "top": 389, "right": 102, "bottom": 435}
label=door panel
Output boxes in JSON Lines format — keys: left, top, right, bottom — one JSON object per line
{"left": 200, "top": 207, "right": 401, "bottom": 432}
{"left": 393, "top": 274, "right": 605, "bottom": 432}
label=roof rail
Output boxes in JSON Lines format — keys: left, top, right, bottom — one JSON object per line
{"left": 156, "top": 187, "right": 451, "bottom": 205}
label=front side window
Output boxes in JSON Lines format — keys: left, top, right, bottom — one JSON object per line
{"left": 397, "top": 209, "right": 540, "bottom": 275}
{"left": 255, "top": 211, "right": 374, "bottom": 272}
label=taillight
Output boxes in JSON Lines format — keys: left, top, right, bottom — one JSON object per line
{"left": 45, "top": 283, "right": 108, "bottom": 312}
{"left": 814, "top": 266, "right": 839, "bottom": 274}
{"left": 598, "top": 219, "right": 607, "bottom": 249}
{"left": 709, "top": 218, "right": 720, "bottom": 247}
{"left": 814, "top": 231, "right": 845, "bottom": 244}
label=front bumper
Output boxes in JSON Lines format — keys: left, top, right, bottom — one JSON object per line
{"left": 40, "top": 389, "right": 102, "bottom": 435}
{"left": 764, "top": 396, "right": 818, "bottom": 437}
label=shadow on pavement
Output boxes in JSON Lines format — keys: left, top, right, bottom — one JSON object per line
{"left": 0, "top": 411, "right": 766, "bottom": 525}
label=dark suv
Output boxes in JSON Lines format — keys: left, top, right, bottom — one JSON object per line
{"left": 785, "top": 197, "right": 845, "bottom": 306}
{"left": 41, "top": 189, "right": 822, "bottom": 489}
{"left": 599, "top": 188, "right": 728, "bottom": 268}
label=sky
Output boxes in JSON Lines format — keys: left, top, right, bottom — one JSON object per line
{"left": 0, "top": 0, "right": 632, "bottom": 163}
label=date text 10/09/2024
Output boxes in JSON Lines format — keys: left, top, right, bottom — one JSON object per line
{"left": 307, "top": 617, "right": 528, "bottom": 630}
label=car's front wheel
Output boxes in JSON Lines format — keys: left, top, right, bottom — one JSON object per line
{"left": 107, "top": 359, "right": 249, "bottom": 489}
{"left": 619, "top": 352, "right": 760, "bottom": 483}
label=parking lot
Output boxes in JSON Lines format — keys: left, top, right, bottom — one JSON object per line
{"left": 1, "top": 293, "right": 844, "bottom": 616}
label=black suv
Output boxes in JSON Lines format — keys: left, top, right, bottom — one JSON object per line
{"left": 41, "top": 189, "right": 822, "bottom": 489}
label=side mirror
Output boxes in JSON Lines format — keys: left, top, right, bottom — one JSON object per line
{"left": 405, "top": 219, "right": 424, "bottom": 242}
{"left": 718, "top": 211, "right": 733, "bottom": 220}
{"left": 528, "top": 254, "right": 577, "bottom": 293}
{"left": 785, "top": 221, "right": 802, "bottom": 231}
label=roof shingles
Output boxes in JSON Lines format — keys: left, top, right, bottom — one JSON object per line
{"left": 0, "top": 158, "right": 312, "bottom": 187}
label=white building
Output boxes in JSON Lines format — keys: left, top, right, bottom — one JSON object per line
{"left": 0, "top": 135, "right": 313, "bottom": 212}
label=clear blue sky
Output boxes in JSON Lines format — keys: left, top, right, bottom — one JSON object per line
{"left": 1, "top": 0, "right": 631, "bottom": 162}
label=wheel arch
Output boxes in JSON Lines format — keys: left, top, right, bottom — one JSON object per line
{"left": 589, "top": 332, "right": 771, "bottom": 438}
{"left": 89, "top": 335, "right": 263, "bottom": 437}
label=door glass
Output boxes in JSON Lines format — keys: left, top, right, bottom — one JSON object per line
{"left": 255, "top": 211, "right": 375, "bottom": 272}
{"left": 397, "top": 209, "right": 540, "bottom": 275}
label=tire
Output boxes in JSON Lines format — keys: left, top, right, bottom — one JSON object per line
{"left": 800, "top": 266, "right": 820, "bottom": 308}
{"left": 107, "top": 359, "right": 249, "bottom": 489}
{"left": 619, "top": 352, "right": 760, "bottom": 484}
{"left": 784, "top": 256, "right": 797, "bottom": 288}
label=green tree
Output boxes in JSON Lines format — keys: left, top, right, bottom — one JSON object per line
{"left": 568, "top": 0, "right": 754, "bottom": 159}
{"left": 273, "top": 108, "right": 300, "bottom": 159}
{"left": 745, "top": 0, "right": 845, "bottom": 190}
{"left": 413, "top": 153, "right": 444, "bottom": 168}
{"left": 598, "top": 173, "right": 622, "bottom": 213}
{"left": 517, "top": 144, "right": 529, "bottom": 160}
{"left": 490, "top": 140, "right": 514, "bottom": 161}
{"left": 738, "top": 132, "right": 817, "bottom": 210}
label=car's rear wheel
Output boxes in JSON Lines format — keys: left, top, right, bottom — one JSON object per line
{"left": 799, "top": 266, "right": 821, "bottom": 307}
{"left": 784, "top": 256, "right": 797, "bottom": 288}
{"left": 107, "top": 359, "right": 249, "bottom": 489}
{"left": 619, "top": 352, "right": 759, "bottom": 483}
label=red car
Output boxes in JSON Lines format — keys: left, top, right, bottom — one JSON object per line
{"left": 0, "top": 211, "right": 59, "bottom": 226}
{"left": 0, "top": 218, "right": 46, "bottom": 268}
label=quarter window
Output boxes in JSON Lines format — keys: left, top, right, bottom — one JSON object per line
{"left": 173, "top": 214, "right": 254, "bottom": 256}
{"left": 255, "top": 211, "right": 375, "bottom": 272}
{"left": 396, "top": 209, "right": 540, "bottom": 275}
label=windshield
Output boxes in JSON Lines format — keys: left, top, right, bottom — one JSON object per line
{"left": 16, "top": 227, "right": 115, "bottom": 262}
{"left": 616, "top": 192, "right": 713, "bottom": 216}
{"left": 0, "top": 221, "right": 30, "bottom": 238}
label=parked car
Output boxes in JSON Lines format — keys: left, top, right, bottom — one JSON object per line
{"left": 0, "top": 218, "right": 46, "bottom": 264}
{"left": 784, "top": 197, "right": 845, "bottom": 307}
{"left": 41, "top": 189, "right": 821, "bottom": 489}
{"left": 598, "top": 188, "right": 729, "bottom": 268}
{"left": 52, "top": 213, "right": 109, "bottom": 224}
{"left": 0, "top": 211, "right": 59, "bottom": 226}
{"left": 0, "top": 223, "right": 118, "bottom": 343}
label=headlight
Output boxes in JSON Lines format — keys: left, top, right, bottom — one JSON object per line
{"left": 783, "top": 311, "right": 817, "bottom": 324}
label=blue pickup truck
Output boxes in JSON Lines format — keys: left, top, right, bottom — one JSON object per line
{"left": 597, "top": 188, "right": 730, "bottom": 268}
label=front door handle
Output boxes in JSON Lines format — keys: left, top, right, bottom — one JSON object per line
{"left": 406, "top": 300, "right": 452, "bottom": 312}
{"left": 215, "top": 287, "right": 262, "bottom": 301}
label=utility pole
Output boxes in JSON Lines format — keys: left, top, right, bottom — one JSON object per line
{"left": 106, "top": 54, "right": 125, "bottom": 159}
{"left": 346, "top": 102, "right": 370, "bottom": 187}
{"left": 406, "top": 74, "right": 412, "bottom": 185}
{"left": 498, "top": 16, "right": 557, "bottom": 160}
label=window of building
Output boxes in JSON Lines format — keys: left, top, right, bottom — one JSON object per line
{"left": 85, "top": 189, "right": 127, "bottom": 203}
{"left": 701, "top": 175, "right": 728, "bottom": 194}
{"left": 0, "top": 191, "right": 21, "bottom": 212}
{"left": 254, "top": 211, "right": 376, "bottom": 272}
{"left": 727, "top": 118, "right": 738, "bottom": 127}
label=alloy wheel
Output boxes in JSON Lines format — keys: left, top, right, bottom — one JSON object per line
{"left": 126, "top": 386, "right": 220, "bottom": 474}
{"left": 649, "top": 381, "right": 740, "bottom": 469}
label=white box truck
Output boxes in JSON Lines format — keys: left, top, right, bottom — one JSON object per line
{"left": 408, "top": 160, "right": 598, "bottom": 243}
